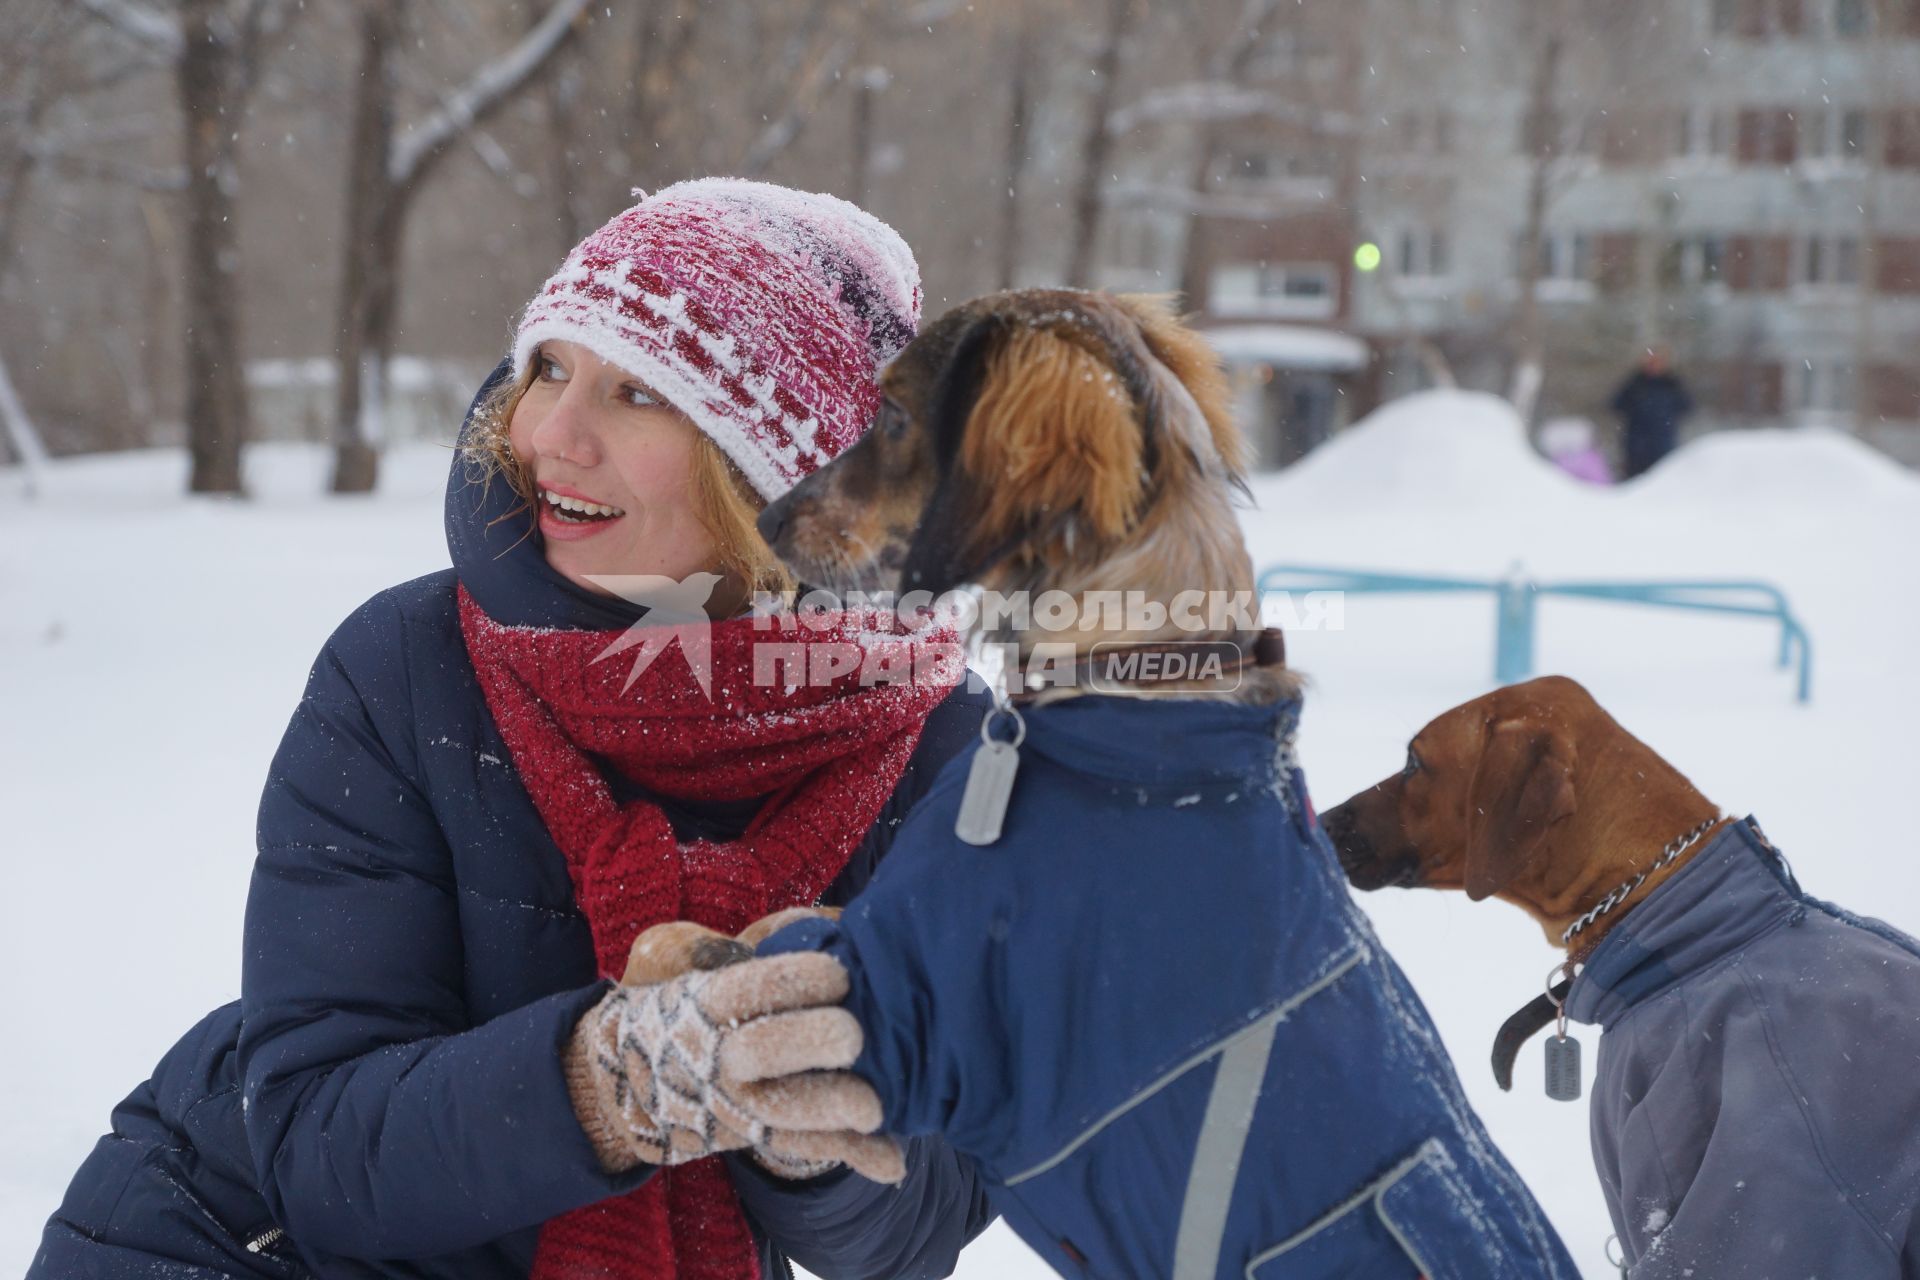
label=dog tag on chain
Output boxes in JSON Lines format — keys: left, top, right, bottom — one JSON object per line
{"left": 955, "top": 740, "right": 1020, "bottom": 846}
{"left": 1544, "top": 1033, "right": 1583, "bottom": 1102}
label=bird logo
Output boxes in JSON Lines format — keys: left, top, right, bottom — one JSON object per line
{"left": 583, "top": 573, "right": 724, "bottom": 696}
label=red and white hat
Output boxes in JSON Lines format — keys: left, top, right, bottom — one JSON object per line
{"left": 511, "top": 178, "right": 921, "bottom": 501}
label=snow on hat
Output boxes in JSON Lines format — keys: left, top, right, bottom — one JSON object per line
{"left": 511, "top": 178, "right": 921, "bottom": 501}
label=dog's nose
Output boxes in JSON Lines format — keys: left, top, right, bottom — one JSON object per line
{"left": 757, "top": 498, "right": 790, "bottom": 547}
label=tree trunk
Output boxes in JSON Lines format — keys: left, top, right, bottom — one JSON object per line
{"left": 1063, "top": 0, "right": 1134, "bottom": 287}
{"left": 536, "top": 0, "right": 586, "bottom": 254}
{"left": 848, "top": 68, "right": 882, "bottom": 210}
{"left": 1852, "top": 0, "right": 1889, "bottom": 434}
{"left": 994, "top": 19, "right": 1034, "bottom": 292}
{"left": 178, "top": 0, "right": 251, "bottom": 494}
{"left": 1507, "top": 34, "right": 1562, "bottom": 424}
{"left": 330, "top": 1, "right": 399, "bottom": 494}
{"left": 1173, "top": 139, "right": 1223, "bottom": 308}
{"left": 0, "top": 345, "right": 49, "bottom": 496}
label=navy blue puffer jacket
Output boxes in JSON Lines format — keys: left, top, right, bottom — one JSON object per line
{"left": 31, "top": 364, "right": 994, "bottom": 1279}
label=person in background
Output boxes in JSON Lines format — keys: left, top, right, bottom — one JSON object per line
{"left": 1610, "top": 345, "right": 1694, "bottom": 479}
{"left": 1539, "top": 416, "right": 1614, "bottom": 485}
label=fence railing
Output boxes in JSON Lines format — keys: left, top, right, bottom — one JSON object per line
{"left": 1256, "top": 563, "right": 1812, "bottom": 702}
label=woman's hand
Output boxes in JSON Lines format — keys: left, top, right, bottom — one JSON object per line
{"left": 566, "top": 951, "right": 903, "bottom": 1182}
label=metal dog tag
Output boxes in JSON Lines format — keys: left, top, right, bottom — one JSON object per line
{"left": 1544, "top": 1033, "right": 1583, "bottom": 1102}
{"left": 955, "top": 739, "right": 1020, "bottom": 846}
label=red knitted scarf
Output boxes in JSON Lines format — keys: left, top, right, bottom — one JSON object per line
{"left": 457, "top": 587, "right": 960, "bottom": 1280}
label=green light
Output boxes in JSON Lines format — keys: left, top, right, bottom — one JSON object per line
{"left": 1354, "top": 242, "right": 1382, "bottom": 272}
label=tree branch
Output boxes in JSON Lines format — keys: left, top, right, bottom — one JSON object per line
{"left": 738, "top": 34, "right": 856, "bottom": 176}
{"left": 387, "top": 0, "right": 592, "bottom": 189}
{"left": 74, "top": 0, "right": 183, "bottom": 60}
{"left": 1108, "top": 83, "right": 1349, "bottom": 136}
{"left": 26, "top": 142, "right": 186, "bottom": 190}
{"left": 1105, "top": 181, "right": 1334, "bottom": 218}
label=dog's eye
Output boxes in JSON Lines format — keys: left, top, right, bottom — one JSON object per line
{"left": 879, "top": 401, "right": 909, "bottom": 441}
{"left": 1402, "top": 747, "right": 1421, "bottom": 778}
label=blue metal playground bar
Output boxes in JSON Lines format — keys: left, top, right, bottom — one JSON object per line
{"left": 1256, "top": 564, "right": 1813, "bottom": 703}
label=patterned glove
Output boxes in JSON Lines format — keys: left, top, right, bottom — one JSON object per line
{"left": 566, "top": 951, "right": 900, "bottom": 1180}
{"left": 751, "top": 1126, "right": 906, "bottom": 1184}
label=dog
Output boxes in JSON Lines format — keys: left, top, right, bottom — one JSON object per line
{"left": 737, "top": 289, "right": 1578, "bottom": 1278}
{"left": 1323, "top": 675, "right": 1920, "bottom": 1275}
{"left": 758, "top": 288, "right": 1294, "bottom": 705}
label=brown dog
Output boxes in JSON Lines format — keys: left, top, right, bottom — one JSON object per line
{"left": 1322, "top": 674, "right": 1724, "bottom": 954}
{"left": 756, "top": 287, "right": 1295, "bottom": 704}
{"left": 1322, "top": 680, "right": 1920, "bottom": 1274}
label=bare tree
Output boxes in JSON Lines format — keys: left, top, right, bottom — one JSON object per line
{"left": 0, "top": 4, "right": 66, "bottom": 493}
{"left": 991, "top": 3, "right": 1045, "bottom": 291}
{"left": 736, "top": 0, "right": 859, "bottom": 178}
{"left": 76, "top": 0, "right": 290, "bottom": 493}
{"left": 328, "top": 0, "right": 592, "bottom": 494}
{"left": 5, "top": 1, "right": 185, "bottom": 490}
{"left": 1063, "top": 0, "right": 1135, "bottom": 286}
{"left": 1507, "top": 32, "right": 1564, "bottom": 423}
{"left": 1168, "top": 0, "right": 1292, "bottom": 303}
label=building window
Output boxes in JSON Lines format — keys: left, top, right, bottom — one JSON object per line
{"left": 1740, "top": 109, "right": 1798, "bottom": 165}
{"left": 1677, "top": 106, "right": 1736, "bottom": 160}
{"left": 1258, "top": 263, "right": 1335, "bottom": 301}
{"left": 1208, "top": 261, "right": 1338, "bottom": 319}
{"left": 1832, "top": 0, "right": 1871, "bottom": 34}
{"left": 1225, "top": 147, "right": 1334, "bottom": 185}
{"left": 1395, "top": 107, "right": 1453, "bottom": 154}
{"left": 1518, "top": 231, "right": 1593, "bottom": 282}
{"left": 1231, "top": 151, "right": 1272, "bottom": 181}
{"left": 1661, "top": 235, "right": 1729, "bottom": 287}
{"left": 1801, "top": 107, "right": 1870, "bottom": 161}
{"left": 1798, "top": 234, "right": 1861, "bottom": 286}
{"left": 1396, "top": 228, "right": 1450, "bottom": 278}
{"left": 1790, "top": 360, "right": 1857, "bottom": 412}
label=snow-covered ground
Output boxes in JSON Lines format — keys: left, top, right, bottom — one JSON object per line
{"left": 3, "top": 391, "right": 1916, "bottom": 1277}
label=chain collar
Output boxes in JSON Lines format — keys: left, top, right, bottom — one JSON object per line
{"left": 1560, "top": 816, "right": 1722, "bottom": 947}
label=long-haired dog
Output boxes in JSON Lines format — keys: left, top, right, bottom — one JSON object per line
{"left": 759, "top": 288, "right": 1294, "bottom": 703}
{"left": 715, "top": 289, "right": 1578, "bottom": 1277}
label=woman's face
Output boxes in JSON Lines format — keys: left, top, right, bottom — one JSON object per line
{"left": 508, "top": 339, "right": 720, "bottom": 594}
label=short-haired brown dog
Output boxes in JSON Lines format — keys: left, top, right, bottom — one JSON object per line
{"left": 1322, "top": 674, "right": 1722, "bottom": 954}
{"left": 1321, "top": 675, "right": 1920, "bottom": 1274}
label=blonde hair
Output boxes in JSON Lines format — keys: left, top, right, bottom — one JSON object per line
{"left": 465, "top": 365, "right": 797, "bottom": 600}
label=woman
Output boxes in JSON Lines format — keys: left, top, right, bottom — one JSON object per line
{"left": 33, "top": 179, "right": 992, "bottom": 1279}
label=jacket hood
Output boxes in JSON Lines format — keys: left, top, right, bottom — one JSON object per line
{"left": 445, "top": 359, "right": 648, "bottom": 631}
{"left": 1565, "top": 816, "right": 1801, "bottom": 1029}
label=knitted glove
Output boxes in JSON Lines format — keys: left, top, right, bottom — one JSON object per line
{"left": 566, "top": 951, "right": 901, "bottom": 1180}
{"left": 751, "top": 1126, "right": 906, "bottom": 1183}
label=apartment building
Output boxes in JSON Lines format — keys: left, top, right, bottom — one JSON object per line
{"left": 1103, "top": 0, "right": 1920, "bottom": 468}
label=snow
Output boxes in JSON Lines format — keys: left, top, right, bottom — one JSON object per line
{"left": 4, "top": 391, "right": 1918, "bottom": 1278}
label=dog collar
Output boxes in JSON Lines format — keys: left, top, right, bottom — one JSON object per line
{"left": 1489, "top": 814, "right": 1724, "bottom": 1090}
{"left": 1559, "top": 815, "right": 1722, "bottom": 947}
{"left": 1010, "top": 628, "right": 1286, "bottom": 702}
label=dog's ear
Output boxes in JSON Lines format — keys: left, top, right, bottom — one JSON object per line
{"left": 957, "top": 324, "right": 1149, "bottom": 550}
{"left": 1115, "top": 293, "right": 1247, "bottom": 481}
{"left": 898, "top": 313, "right": 1008, "bottom": 593}
{"left": 1462, "top": 717, "right": 1577, "bottom": 901}
{"left": 899, "top": 314, "right": 1150, "bottom": 593}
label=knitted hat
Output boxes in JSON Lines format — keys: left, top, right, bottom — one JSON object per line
{"left": 511, "top": 178, "right": 921, "bottom": 501}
